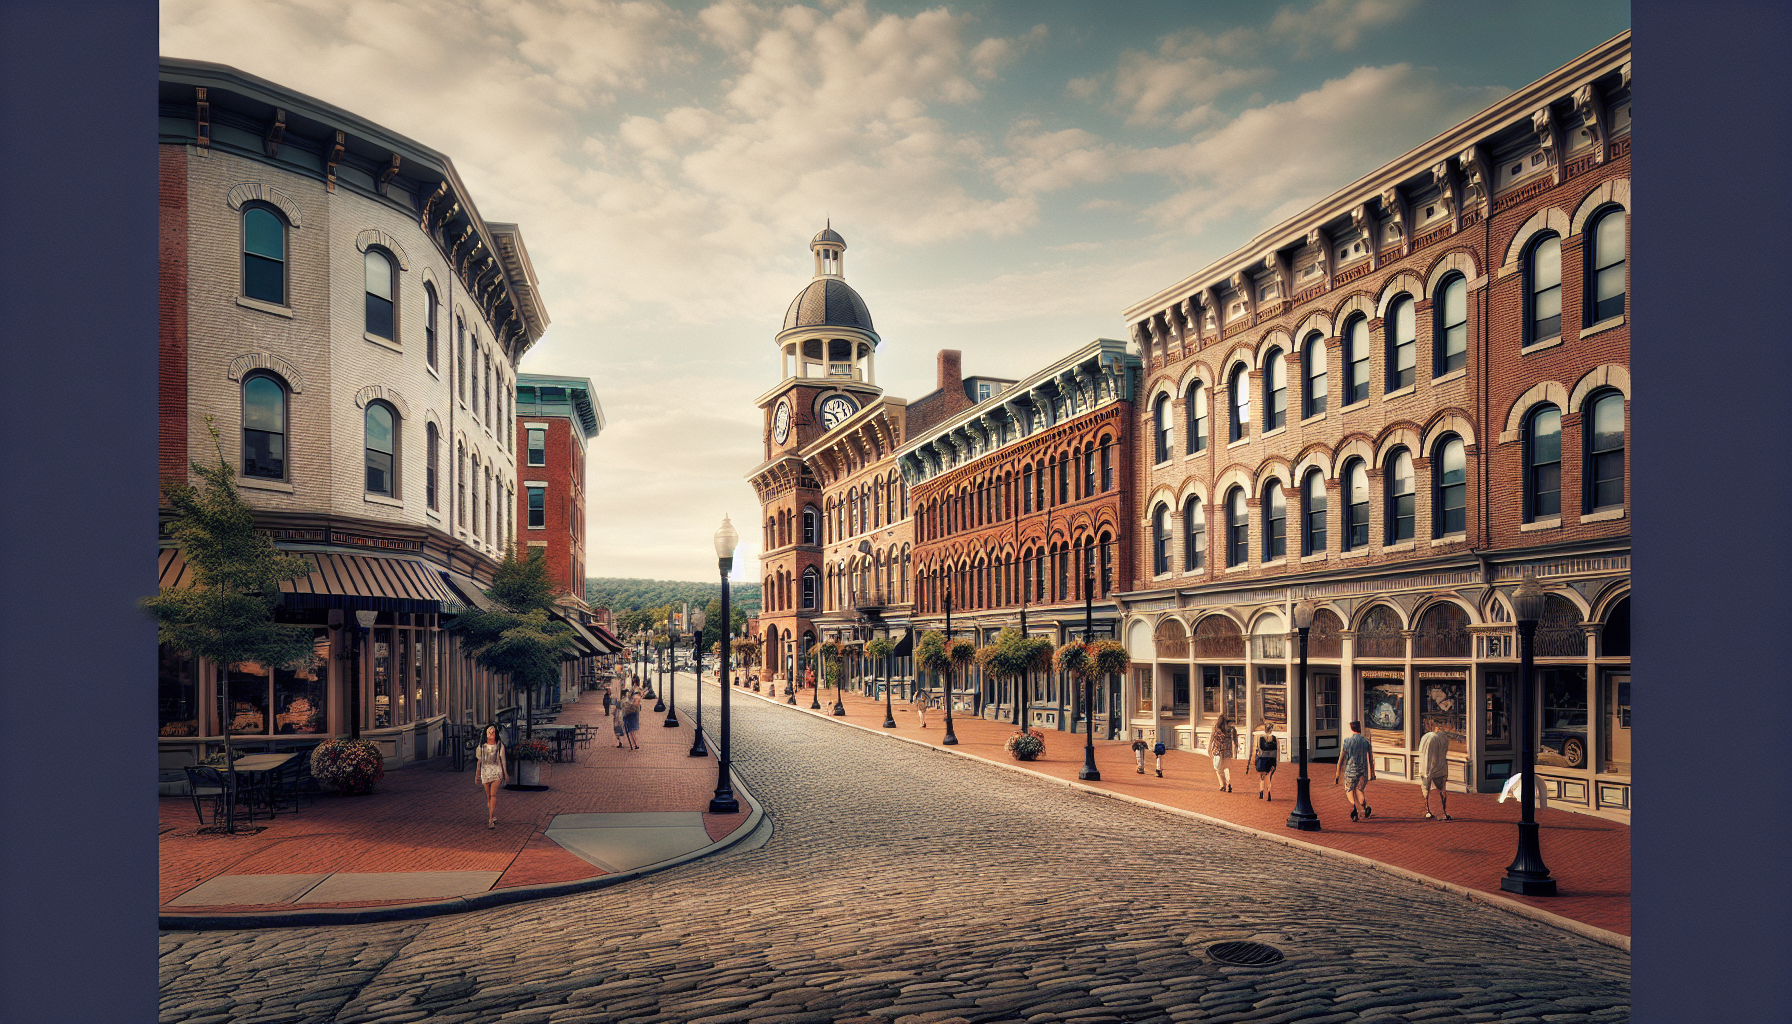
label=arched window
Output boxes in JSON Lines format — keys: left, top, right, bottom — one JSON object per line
{"left": 1083, "top": 447, "right": 1096, "bottom": 495}
{"left": 1229, "top": 366, "right": 1250, "bottom": 442}
{"left": 364, "top": 401, "right": 397, "bottom": 496}
{"left": 424, "top": 283, "right": 439, "bottom": 369}
{"left": 1343, "top": 315, "right": 1370, "bottom": 405}
{"left": 1302, "top": 336, "right": 1326, "bottom": 418}
{"left": 425, "top": 422, "right": 439, "bottom": 510}
{"left": 1586, "top": 391, "right": 1626, "bottom": 511}
{"left": 802, "top": 506, "right": 818, "bottom": 545}
{"left": 1302, "top": 469, "right": 1326, "bottom": 555}
{"left": 1152, "top": 504, "right": 1170, "bottom": 576}
{"left": 241, "top": 373, "right": 286, "bottom": 480}
{"left": 1386, "top": 449, "right": 1415, "bottom": 543}
{"left": 364, "top": 249, "right": 395, "bottom": 340}
{"left": 1588, "top": 209, "right": 1626, "bottom": 324}
{"left": 1263, "top": 480, "right": 1286, "bottom": 560}
{"left": 1386, "top": 296, "right": 1415, "bottom": 391}
{"left": 241, "top": 207, "right": 285, "bottom": 305}
{"left": 1186, "top": 382, "right": 1208, "bottom": 453}
{"left": 456, "top": 318, "right": 468, "bottom": 402}
{"left": 1264, "top": 349, "right": 1286, "bottom": 430}
{"left": 1344, "top": 459, "right": 1369, "bottom": 550}
{"left": 456, "top": 443, "right": 466, "bottom": 526}
{"left": 1435, "top": 274, "right": 1467, "bottom": 375}
{"left": 1526, "top": 234, "right": 1562, "bottom": 343}
{"left": 1057, "top": 454, "right": 1070, "bottom": 505}
{"left": 1434, "top": 435, "right": 1466, "bottom": 536}
{"left": 1022, "top": 464, "right": 1034, "bottom": 513}
{"left": 1100, "top": 436, "right": 1113, "bottom": 490}
{"left": 1183, "top": 496, "right": 1205, "bottom": 571}
{"left": 1526, "top": 405, "right": 1562, "bottom": 520}
{"left": 1226, "top": 487, "right": 1248, "bottom": 567}
{"left": 1153, "top": 395, "right": 1172, "bottom": 463}
{"left": 802, "top": 568, "right": 818, "bottom": 610}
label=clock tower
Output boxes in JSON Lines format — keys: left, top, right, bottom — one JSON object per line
{"left": 749, "top": 225, "right": 885, "bottom": 687}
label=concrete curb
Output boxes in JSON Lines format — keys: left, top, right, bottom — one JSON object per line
{"left": 740, "top": 685, "right": 1631, "bottom": 954}
{"left": 157, "top": 722, "right": 766, "bottom": 932}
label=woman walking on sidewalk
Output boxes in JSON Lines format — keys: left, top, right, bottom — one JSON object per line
{"left": 912, "top": 687, "right": 929, "bottom": 728}
{"left": 1253, "top": 722, "right": 1279, "bottom": 800}
{"left": 623, "top": 689, "right": 642, "bottom": 750}
{"left": 1208, "top": 717, "right": 1238, "bottom": 792}
{"left": 611, "top": 697, "right": 626, "bottom": 747}
{"left": 476, "top": 724, "right": 506, "bottom": 829}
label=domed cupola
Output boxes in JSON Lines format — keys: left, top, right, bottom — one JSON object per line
{"left": 775, "top": 223, "right": 881, "bottom": 386}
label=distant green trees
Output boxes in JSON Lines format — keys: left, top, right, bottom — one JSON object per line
{"left": 585, "top": 577, "right": 762, "bottom": 620}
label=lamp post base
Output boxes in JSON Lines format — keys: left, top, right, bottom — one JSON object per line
{"left": 707, "top": 792, "right": 739, "bottom": 814}
{"left": 943, "top": 720, "right": 958, "bottom": 745}
{"left": 663, "top": 712, "right": 679, "bottom": 727}
{"left": 688, "top": 735, "right": 708, "bottom": 757}
{"left": 653, "top": 698, "right": 666, "bottom": 713}
{"left": 832, "top": 703, "right": 847, "bottom": 716}
{"left": 1285, "top": 777, "right": 1322, "bottom": 831}
{"left": 1500, "top": 821, "right": 1558, "bottom": 896}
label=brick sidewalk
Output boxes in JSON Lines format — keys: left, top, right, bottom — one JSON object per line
{"left": 158, "top": 690, "right": 750, "bottom": 918}
{"left": 742, "top": 676, "right": 1629, "bottom": 939}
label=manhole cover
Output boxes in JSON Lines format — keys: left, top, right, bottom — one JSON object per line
{"left": 1205, "top": 940, "right": 1285, "bottom": 967}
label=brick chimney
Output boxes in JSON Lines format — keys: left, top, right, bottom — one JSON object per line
{"left": 936, "top": 349, "right": 963, "bottom": 393}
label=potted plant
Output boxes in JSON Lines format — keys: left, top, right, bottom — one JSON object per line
{"left": 513, "top": 739, "right": 554, "bottom": 787}
{"left": 1004, "top": 727, "right": 1047, "bottom": 761}
{"left": 309, "top": 739, "right": 386, "bottom": 795}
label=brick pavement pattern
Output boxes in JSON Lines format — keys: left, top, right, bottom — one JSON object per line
{"left": 159, "top": 673, "right": 1628, "bottom": 1023}
{"left": 763, "top": 680, "right": 1628, "bottom": 936}
{"left": 159, "top": 695, "right": 745, "bottom": 913}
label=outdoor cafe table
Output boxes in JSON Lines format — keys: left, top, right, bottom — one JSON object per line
{"left": 228, "top": 752, "right": 299, "bottom": 817}
{"left": 530, "top": 725, "right": 578, "bottom": 763}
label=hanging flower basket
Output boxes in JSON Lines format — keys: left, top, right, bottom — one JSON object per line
{"left": 310, "top": 739, "right": 385, "bottom": 796}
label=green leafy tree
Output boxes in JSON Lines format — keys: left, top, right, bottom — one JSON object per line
{"left": 142, "top": 420, "right": 317, "bottom": 810}
{"left": 947, "top": 638, "right": 976, "bottom": 706}
{"left": 448, "top": 547, "right": 580, "bottom": 741}
{"left": 976, "top": 628, "right": 1030, "bottom": 717}
{"left": 916, "top": 630, "right": 947, "bottom": 695}
{"left": 864, "top": 637, "right": 895, "bottom": 690}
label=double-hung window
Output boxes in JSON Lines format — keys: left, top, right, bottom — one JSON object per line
{"left": 1435, "top": 275, "right": 1467, "bottom": 375}
{"left": 1183, "top": 497, "right": 1205, "bottom": 571}
{"left": 1187, "top": 384, "right": 1208, "bottom": 452}
{"left": 1526, "top": 405, "right": 1562, "bottom": 519}
{"left": 1527, "top": 235, "right": 1563, "bottom": 342}
{"left": 242, "top": 208, "right": 285, "bottom": 305}
{"left": 1302, "top": 338, "right": 1326, "bottom": 417}
{"left": 1152, "top": 505, "right": 1170, "bottom": 575}
{"left": 1386, "top": 449, "right": 1415, "bottom": 542}
{"left": 1264, "top": 350, "right": 1286, "bottom": 430}
{"left": 1586, "top": 392, "right": 1625, "bottom": 511}
{"left": 527, "top": 486, "right": 546, "bottom": 528}
{"left": 364, "top": 250, "right": 395, "bottom": 340}
{"left": 527, "top": 428, "right": 546, "bottom": 467}
{"left": 1263, "top": 481, "right": 1286, "bottom": 560}
{"left": 364, "top": 402, "right": 397, "bottom": 496}
{"left": 1435, "top": 437, "right": 1466, "bottom": 536}
{"left": 1302, "top": 470, "right": 1326, "bottom": 554}
{"left": 1344, "top": 316, "right": 1370, "bottom": 405}
{"left": 1229, "top": 367, "right": 1249, "bottom": 442}
{"left": 241, "top": 374, "right": 286, "bottom": 480}
{"left": 1154, "top": 396, "right": 1172, "bottom": 463}
{"left": 1226, "top": 488, "right": 1248, "bottom": 567}
{"left": 1588, "top": 210, "right": 1626, "bottom": 324}
{"left": 1344, "top": 460, "right": 1369, "bottom": 550}
{"left": 1386, "top": 297, "right": 1415, "bottom": 391}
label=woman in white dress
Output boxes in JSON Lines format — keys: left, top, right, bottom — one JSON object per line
{"left": 476, "top": 724, "right": 507, "bottom": 829}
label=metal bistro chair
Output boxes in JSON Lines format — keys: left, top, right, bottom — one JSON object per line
{"left": 184, "top": 765, "right": 252, "bottom": 830}
{"left": 573, "top": 723, "right": 594, "bottom": 752}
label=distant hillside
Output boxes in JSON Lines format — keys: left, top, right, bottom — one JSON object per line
{"left": 585, "top": 577, "right": 762, "bottom": 616}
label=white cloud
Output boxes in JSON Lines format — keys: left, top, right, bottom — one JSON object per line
{"left": 1268, "top": 0, "right": 1425, "bottom": 54}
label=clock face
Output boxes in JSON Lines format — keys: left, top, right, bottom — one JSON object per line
{"left": 819, "top": 395, "right": 859, "bottom": 429}
{"left": 772, "top": 401, "right": 791, "bottom": 444}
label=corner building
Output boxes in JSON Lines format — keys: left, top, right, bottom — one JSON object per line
{"left": 157, "top": 59, "right": 549, "bottom": 775}
{"left": 1117, "top": 33, "right": 1630, "bottom": 818}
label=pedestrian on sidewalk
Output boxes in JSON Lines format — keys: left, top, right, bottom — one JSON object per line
{"left": 1334, "top": 720, "right": 1375, "bottom": 821}
{"left": 1208, "top": 718, "right": 1238, "bottom": 792}
{"left": 912, "top": 687, "right": 929, "bottom": 728}
{"left": 476, "top": 724, "right": 506, "bottom": 829}
{"left": 602, "top": 688, "right": 613, "bottom": 716}
{"left": 611, "top": 698, "right": 626, "bottom": 747}
{"left": 623, "top": 689, "right": 641, "bottom": 751}
{"left": 1131, "top": 737, "right": 1148, "bottom": 773}
{"left": 1417, "top": 720, "right": 1452, "bottom": 820}
{"left": 1153, "top": 740, "right": 1166, "bottom": 778}
{"left": 1253, "top": 722, "right": 1279, "bottom": 800}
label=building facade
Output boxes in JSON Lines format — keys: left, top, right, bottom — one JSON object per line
{"left": 516, "top": 374, "right": 603, "bottom": 597}
{"left": 157, "top": 58, "right": 550, "bottom": 776}
{"left": 1116, "top": 33, "right": 1630, "bottom": 817}
{"left": 899, "top": 339, "right": 1143, "bottom": 734}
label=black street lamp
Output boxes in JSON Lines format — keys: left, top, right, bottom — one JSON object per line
{"left": 1017, "top": 606, "right": 1030, "bottom": 731}
{"left": 942, "top": 584, "right": 959, "bottom": 746}
{"left": 656, "top": 625, "right": 671, "bottom": 715}
{"left": 786, "top": 636, "right": 798, "bottom": 704}
{"left": 1078, "top": 561, "right": 1100, "bottom": 782}
{"left": 1286, "top": 598, "right": 1321, "bottom": 831}
{"left": 710, "top": 516, "right": 740, "bottom": 814}
{"left": 688, "top": 608, "right": 708, "bottom": 756}
{"left": 809, "top": 634, "right": 823, "bottom": 710}
{"left": 881, "top": 625, "right": 897, "bottom": 728}
{"left": 1501, "top": 571, "right": 1557, "bottom": 896}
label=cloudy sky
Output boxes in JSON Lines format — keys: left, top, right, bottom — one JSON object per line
{"left": 162, "top": 0, "right": 1628, "bottom": 584}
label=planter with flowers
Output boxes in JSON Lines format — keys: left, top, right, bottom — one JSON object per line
{"left": 512, "top": 740, "right": 554, "bottom": 789}
{"left": 1004, "top": 727, "right": 1047, "bottom": 761}
{"left": 310, "top": 739, "right": 386, "bottom": 796}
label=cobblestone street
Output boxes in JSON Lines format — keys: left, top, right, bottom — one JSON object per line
{"left": 159, "top": 677, "right": 1630, "bottom": 1024}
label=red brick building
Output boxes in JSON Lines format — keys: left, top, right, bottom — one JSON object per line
{"left": 1116, "top": 33, "right": 1630, "bottom": 817}
{"left": 900, "top": 339, "right": 1143, "bottom": 732}
{"left": 515, "top": 374, "right": 602, "bottom": 598}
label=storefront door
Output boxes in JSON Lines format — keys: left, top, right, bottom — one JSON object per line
{"left": 1600, "top": 670, "right": 1630, "bottom": 775}
{"left": 1312, "top": 672, "right": 1340, "bottom": 753}
{"left": 1223, "top": 668, "right": 1245, "bottom": 726}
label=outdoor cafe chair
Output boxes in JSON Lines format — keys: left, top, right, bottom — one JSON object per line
{"left": 184, "top": 765, "right": 252, "bottom": 829}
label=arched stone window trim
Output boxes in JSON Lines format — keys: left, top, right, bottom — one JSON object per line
{"left": 1568, "top": 364, "right": 1631, "bottom": 413}
{"left": 1500, "top": 381, "right": 1570, "bottom": 443}
{"left": 1372, "top": 424, "right": 1423, "bottom": 469}
{"left": 225, "top": 183, "right": 302, "bottom": 226}
{"left": 353, "top": 384, "right": 411, "bottom": 420}
{"left": 354, "top": 229, "right": 412, "bottom": 270}
{"left": 1419, "top": 409, "right": 1478, "bottom": 455}
{"left": 1501, "top": 206, "right": 1572, "bottom": 270}
{"left": 1424, "top": 249, "right": 1480, "bottom": 296}
{"left": 1374, "top": 272, "right": 1426, "bottom": 318}
{"left": 226, "top": 352, "right": 307, "bottom": 392}
{"left": 1570, "top": 178, "right": 1631, "bottom": 236}
{"left": 1291, "top": 311, "right": 1334, "bottom": 348}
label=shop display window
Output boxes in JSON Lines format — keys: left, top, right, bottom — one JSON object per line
{"left": 1171, "top": 670, "right": 1190, "bottom": 712}
{"left": 1537, "top": 666, "right": 1589, "bottom": 769}
{"left": 373, "top": 628, "right": 392, "bottom": 729}
{"left": 1313, "top": 673, "right": 1340, "bottom": 735}
{"left": 1600, "top": 670, "right": 1630, "bottom": 775}
{"left": 225, "top": 662, "right": 272, "bottom": 735}
{"left": 1136, "top": 668, "right": 1153, "bottom": 712}
{"left": 1417, "top": 671, "right": 1468, "bottom": 753}
{"left": 1222, "top": 667, "right": 1246, "bottom": 724}
{"left": 271, "top": 630, "right": 329, "bottom": 734}
{"left": 397, "top": 629, "right": 412, "bottom": 725}
{"left": 158, "top": 645, "right": 199, "bottom": 737}
{"left": 1257, "top": 667, "right": 1286, "bottom": 728}
{"left": 1201, "top": 666, "right": 1220, "bottom": 714}
{"left": 1484, "top": 671, "right": 1513, "bottom": 749}
{"left": 1361, "top": 674, "right": 1405, "bottom": 749}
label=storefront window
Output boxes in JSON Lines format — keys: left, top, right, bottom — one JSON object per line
{"left": 158, "top": 645, "right": 199, "bottom": 737}
{"left": 1600, "top": 670, "right": 1630, "bottom": 775}
{"left": 1222, "top": 667, "right": 1245, "bottom": 724}
{"left": 1484, "top": 671, "right": 1512, "bottom": 749}
{"left": 1313, "top": 673, "right": 1339, "bottom": 733}
{"left": 1537, "top": 667, "right": 1589, "bottom": 769}
{"left": 373, "top": 628, "right": 392, "bottom": 729}
{"left": 1201, "top": 666, "right": 1220, "bottom": 714}
{"left": 1361, "top": 674, "right": 1405, "bottom": 750}
{"left": 1171, "top": 670, "right": 1190, "bottom": 711}
{"left": 226, "top": 662, "right": 272, "bottom": 735}
{"left": 1417, "top": 671, "right": 1467, "bottom": 753}
{"left": 397, "top": 628, "right": 412, "bottom": 725}
{"left": 1136, "top": 668, "right": 1153, "bottom": 712}
{"left": 271, "top": 630, "right": 329, "bottom": 734}
{"left": 1257, "top": 666, "right": 1286, "bottom": 728}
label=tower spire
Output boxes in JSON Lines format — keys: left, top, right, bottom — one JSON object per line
{"left": 811, "top": 222, "right": 846, "bottom": 279}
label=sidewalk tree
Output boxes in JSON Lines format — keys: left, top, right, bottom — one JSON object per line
{"left": 947, "top": 638, "right": 976, "bottom": 709}
{"left": 916, "top": 630, "right": 947, "bottom": 697}
{"left": 865, "top": 637, "right": 895, "bottom": 692}
{"left": 976, "top": 629, "right": 1030, "bottom": 718}
{"left": 447, "top": 546, "right": 580, "bottom": 743}
{"left": 143, "top": 418, "right": 317, "bottom": 821}
{"left": 819, "top": 639, "right": 845, "bottom": 706}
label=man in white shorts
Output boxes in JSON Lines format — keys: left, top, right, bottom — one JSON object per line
{"left": 1416, "top": 720, "right": 1452, "bottom": 820}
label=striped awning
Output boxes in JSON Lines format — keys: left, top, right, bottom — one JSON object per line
{"left": 590, "top": 623, "right": 625, "bottom": 653}
{"left": 440, "top": 570, "right": 507, "bottom": 614}
{"left": 560, "top": 616, "right": 623, "bottom": 655}
{"left": 157, "top": 547, "right": 458, "bottom": 612}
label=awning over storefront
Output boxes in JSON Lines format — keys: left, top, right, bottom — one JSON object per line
{"left": 553, "top": 613, "right": 604, "bottom": 658}
{"left": 590, "top": 623, "right": 625, "bottom": 652}
{"left": 893, "top": 628, "right": 914, "bottom": 657}
{"left": 157, "top": 547, "right": 458, "bottom": 613}
{"left": 439, "top": 571, "right": 506, "bottom": 614}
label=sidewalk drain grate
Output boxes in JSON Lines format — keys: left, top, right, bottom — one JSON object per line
{"left": 1205, "top": 941, "right": 1285, "bottom": 967}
